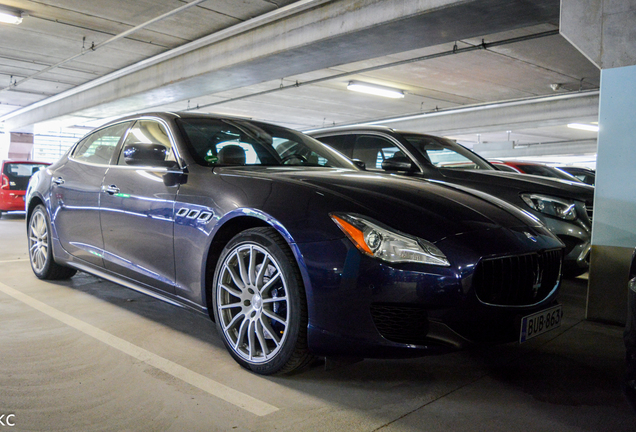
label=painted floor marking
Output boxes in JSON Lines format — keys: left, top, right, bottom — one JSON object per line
{"left": 0, "top": 281, "right": 279, "bottom": 416}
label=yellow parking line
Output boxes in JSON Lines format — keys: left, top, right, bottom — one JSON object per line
{"left": 0, "top": 281, "right": 279, "bottom": 416}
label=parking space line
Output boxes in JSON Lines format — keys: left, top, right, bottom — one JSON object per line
{"left": 0, "top": 259, "right": 29, "bottom": 263}
{"left": 0, "top": 281, "right": 279, "bottom": 416}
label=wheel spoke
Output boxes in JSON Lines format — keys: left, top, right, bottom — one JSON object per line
{"left": 220, "top": 301, "right": 242, "bottom": 310}
{"left": 248, "top": 246, "right": 257, "bottom": 286}
{"left": 262, "top": 309, "right": 286, "bottom": 326}
{"left": 255, "top": 320, "right": 269, "bottom": 356}
{"left": 36, "top": 250, "right": 44, "bottom": 270}
{"left": 30, "top": 242, "right": 39, "bottom": 252}
{"left": 247, "top": 320, "right": 256, "bottom": 360}
{"left": 236, "top": 250, "right": 249, "bottom": 288}
{"left": 234, "top": 318, "right": 248, "bottom": 350}
{"left": 220, "top": 283, "right": 242, "bottom": 298}
{"left": 223, "top": 311, "right": 245, "bottom": 331}
{"left": 255, "top": 256, "right": 270, "bottom": 288}
{"left": 262, "top": 296, "right": 287, "bottom": 304}
{"left": 259, "top": 317, "right": 281, "bottom": 346}
{"left": 259, "top": 272, "right": 281, "bottom": 294}
{"left": 37, "top": 215, "right": 45, "bottom": 236}
{"left": 226, "top": 264, "right": 245, "bottom": 291}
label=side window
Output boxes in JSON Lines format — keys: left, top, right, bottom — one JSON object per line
{"left": 73, "top": 122, "right": 131, "bottom": 165}
{"left": 316, "top": 135, "right": 354, "bottom": 158}
{"left": 353, "top": 135, "right": 403, "bottom": 170}
{"left": 118, "top": 120, "right": 176, "bottom": 166}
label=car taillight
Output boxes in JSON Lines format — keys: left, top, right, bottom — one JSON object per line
{"left": 1, "top": 174, "right": 9, "bottom": 190}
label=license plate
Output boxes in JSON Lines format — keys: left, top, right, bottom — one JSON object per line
{"left": 519, "top": 305, "right": 562, "bottom": 343}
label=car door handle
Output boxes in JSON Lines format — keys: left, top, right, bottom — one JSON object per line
{"left": 52, "top": 177, "right": 64, "bottom": 185}
{"left": 104, "top": 185, "right": 120, "bottom": 195}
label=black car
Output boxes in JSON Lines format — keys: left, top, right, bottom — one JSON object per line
{"left": 309, "top": 126, "right": 594, "bottom": 277}
{"left": 27, "top": 113, "right": 564, "bottom": 375}
{"left": 559, "top": 166, "right": 596, "bottom": 186}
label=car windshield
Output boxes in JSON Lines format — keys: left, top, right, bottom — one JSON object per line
{"left": 401, "top": 134, "right": 493, "bottom": 170}
{"left": 177, "top": 118, "right": 358, "bottom": 169}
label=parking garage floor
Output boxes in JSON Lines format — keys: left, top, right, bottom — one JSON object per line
{"left": 0, "top": 212, "right": 634, "bottom": 431}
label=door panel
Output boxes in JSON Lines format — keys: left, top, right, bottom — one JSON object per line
{"left": 100, "top": 120, "right": 179, "bottom": 293}
{"left": 50, "top": 160, "right": 107, "bottom": 266}
{"left": 51, "top": 122, "right": 132, "bottom": 266}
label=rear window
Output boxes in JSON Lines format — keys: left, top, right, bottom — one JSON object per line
{"left": 2, "top": 163, "right": 48, "bottom": 190}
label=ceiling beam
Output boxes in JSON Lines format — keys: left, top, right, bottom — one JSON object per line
{"left": 2, "top": 0, "right": 560, "bottom": 132}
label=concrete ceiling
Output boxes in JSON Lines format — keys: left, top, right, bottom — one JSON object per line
{"left": 0, "top": 0, "right": 601, "bottom": 160}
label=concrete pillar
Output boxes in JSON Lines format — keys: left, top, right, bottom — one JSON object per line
{"left": 6, "top": 133, "right": 34, "bottom": 161}
{"left": 561, "top": 0, "right": 636, "bottom": 325}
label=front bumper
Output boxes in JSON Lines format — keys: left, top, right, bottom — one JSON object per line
{"left": 0, "top": 190, "right": 26, "bottom": 211}
{"left": 298, "top": 227, "right": 563, "bottom": 358}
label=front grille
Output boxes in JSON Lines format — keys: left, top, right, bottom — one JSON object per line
{"left": 473, "top": 249, "right": 562, "bottom": 306}
{"left": 586, "top": 204, "right": 593, "bottom": 222}
{"left": 370, "top": 304, "right": 429, "bottom": 345}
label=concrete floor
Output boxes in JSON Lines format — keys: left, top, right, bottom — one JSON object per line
{"left": 0, "top": 212, "right": 634, "bottom": 431}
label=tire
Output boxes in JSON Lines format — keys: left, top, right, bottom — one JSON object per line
{"left": 28, "top": 204, "right": 77, "bottom": 280}
{"left": 212, "top": 227, "right": 314, "bottom": 375}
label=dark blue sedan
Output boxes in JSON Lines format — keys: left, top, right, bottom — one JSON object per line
{"left": 26, "top": 113, "right": 564, "bottom": 374}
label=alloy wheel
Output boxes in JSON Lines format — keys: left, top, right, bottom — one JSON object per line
{"left": 29, "top": 210, "right": 48, "bottom": 273}
{"left": 216, "top": 243, "right": 290, "bottom": 364}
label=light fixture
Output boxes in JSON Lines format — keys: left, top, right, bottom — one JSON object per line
{"left": 0, "top": 9, "right": 23, "bottom": 25}
{"left": 347, "top": 81, "right": 405, "bottom": 99}
{"left": 567, "top": 123, "right": 599, "bottom": 132}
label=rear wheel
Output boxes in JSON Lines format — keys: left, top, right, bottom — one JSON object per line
{"left": 28, "top": 205, "right": 77, "bottom": 280}
{"left": 212, "top": 227, "right": 314, "bottom": 375}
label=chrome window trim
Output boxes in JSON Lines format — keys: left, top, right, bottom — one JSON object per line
{"left": 68, "top": 119, "right": 135, "bottom": 166}
{"left": 118, "top": 116, "right": 184, "bottom": 170}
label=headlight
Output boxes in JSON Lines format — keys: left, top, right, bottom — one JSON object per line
{"left": 330, "top": 213, "right": 450, "bottom": 266}
{"left": 629, "top": 276, "right": 636, "bottom": 294}
{"left": 521, "top": 194, "right": 577, "bottom": 221}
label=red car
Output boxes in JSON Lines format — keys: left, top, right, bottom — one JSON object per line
{"left": 490, "top": 160, "right": 583, "bottom": 183}
{"left": 0, "top": 160, "right": 50, "bottom": 217}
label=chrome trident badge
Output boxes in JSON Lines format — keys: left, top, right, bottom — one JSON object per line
{"left": 524, "top": 232, "right": 537, "bottom": 242}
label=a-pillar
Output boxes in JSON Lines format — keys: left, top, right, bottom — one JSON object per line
{"left": 561, "top": 0, "right": 636, "bottom": 324}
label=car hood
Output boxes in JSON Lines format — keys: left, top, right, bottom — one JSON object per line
{"left": 216, "top": 167, "right": 553, "bottom": 244}
{"left": 437, "top": 169, "right": 594, "bottom": 203}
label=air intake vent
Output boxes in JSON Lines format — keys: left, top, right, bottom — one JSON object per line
{"left": 370, "top": 304, "right": 429, "bottom": 345}
{"left": 472, "top": 249, "right": 562, "bottom": 306}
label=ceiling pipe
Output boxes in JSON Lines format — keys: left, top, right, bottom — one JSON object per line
{"left": 0, "top": 0, "right": 210, "bottom": 94}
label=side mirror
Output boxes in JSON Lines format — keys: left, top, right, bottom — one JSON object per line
{"left": 352, "top": 159, "right": 366, "bottom": 170}
{"left": 381, "top": 157, "right": 416, "bottom": 172}
{"left": 123, "top": 143, "right": 176, "bottom": 168}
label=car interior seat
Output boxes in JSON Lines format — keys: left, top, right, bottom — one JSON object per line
{"left": 218, "top": 145, "right": 246, "bottom": 165}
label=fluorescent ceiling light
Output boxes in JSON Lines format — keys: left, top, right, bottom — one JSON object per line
{"left": 0, "top": 10, "right": 23, "bottom": 24}
{"left": 347, "top": 81, "right": 405, "bottom": 99}
{"left": 567, "top": 123, "right": 599, "bottom": 132}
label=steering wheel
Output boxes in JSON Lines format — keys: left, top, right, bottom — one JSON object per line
{"left": 280, "top": 154, "right": 309, "bottom": 165}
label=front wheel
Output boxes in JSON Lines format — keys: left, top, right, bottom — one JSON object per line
{"left": 212, "top": 227, "right": 314, "bottom": 375}
{"left": 28, "top": 204, "right": 77, "bottom": 280}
